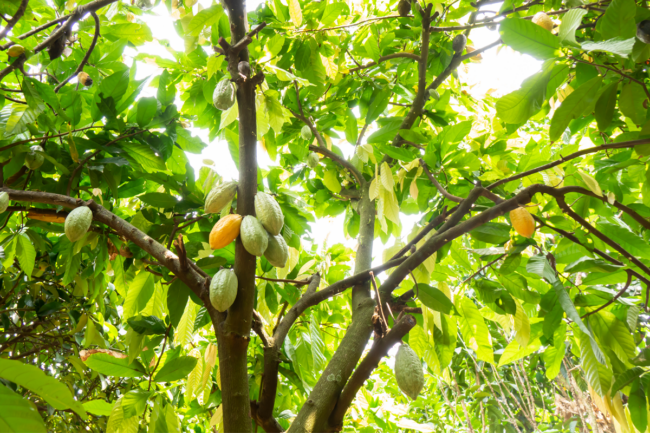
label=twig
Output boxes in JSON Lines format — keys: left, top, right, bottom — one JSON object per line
{"left": 0, "top": 0, "right": 29, "bottom": 40}
{"left": 369, "top": 271, "right": 388, "bottom": 334}
{"left": 582, "top": 271, "right": 633, "bottom": 318}
{"left": 295, "top": 15, "right": 412, "bottom": 33}
{"left": 0, "top": 126, "right": 103, "bottom": 153}
{"left": 148, "top": 323, "right": 172, "bottom": 391}
{"left": 55, "top": 12, "right": 100, "bottom": 93}
{"left": 255, "top": 275, "right": 311, "bottom": 286}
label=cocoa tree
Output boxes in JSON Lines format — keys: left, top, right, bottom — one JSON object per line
{"left": 1, "top": 0, "right": 650, "bottom": 431}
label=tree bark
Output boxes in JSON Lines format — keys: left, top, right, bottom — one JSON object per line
{"left": 214, "top": 0, "right": 258, "bottom": 431}
{"left": 288, "top": 182, "right": 375, "bottom": 432}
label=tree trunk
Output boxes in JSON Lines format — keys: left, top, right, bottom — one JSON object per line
{"left": 288, "top": 182, "right": 375, "bottom": 432}
{"left": 215, "top": 0, "right": 257, "bottom": 431}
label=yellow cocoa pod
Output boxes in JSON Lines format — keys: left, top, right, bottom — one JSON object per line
{"left": 27, "top": 210, "right": 66, "bottom": 223}
{"left": 209, "top": 214, "right": 242, "bottom": 249}
{"left": 532, "top": 12, "right": 554, "bottom": 31}
{"left": 7, "top": 45, "right": 25, "bottom": 57}
{"left": 510, "top": 207, "right": 535, "bottom": 238}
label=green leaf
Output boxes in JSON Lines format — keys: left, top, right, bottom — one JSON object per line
{"left": 596, "top": 0, "right": 636, "bottom": 40}
{"left": 417, "top": 284, "right": 458, "bottom": 315}
{"left": 564, "top": 257, "right": 623, "bottom": 273}
{"left": 122, "top": 271, "right": 156, "bottom": 320}
{"left": 323, "top": 169, "right": 342, "bottom": 193}
{"left": 167, "top": 279, "right": 190, "bottom": 328}
{"left": 139, "top": 192, "right": 178, "bottom": 208}
{"left": 187, "top": 5, "right": 222, "bottom": 36}
{"left": 597, "top": 221, "right": 650, "bottom": 260}
{"left": 611, "top": 367, "right": 644, "bottom": 394}
{"left": 630, "top": 379, "right": 648, "bottom": 432}
{"left": 0, "top": 384, "right": 46, "bottom": 433}
{"left": 499, "top": 254, "right": 521, "bottom": 275}
{"left": 136, "top": 97, "right": 157, "bottom": 128}
{"left": 121, "top": 141, "right": 167, "bottom": 172}
{"left": 127, "top": 315, "right": 167, "bottom": 335}
{"left": 83, "top": 400, "right": 115, "bottom": 416}
{"left": 526, "top": 255, "right": 557, "bottom": 281}
{"left": 549, "top": 76, "right": 602, "bottom": 141}
{"left": 578, "top": 330, "right": 607, "bottom": 395}
{"left": 558, "top": 9, "right": 588, "bottom": 46}
{"left": 365, "top": 89, "right": 390, "bottom": 124}
{"left": 619, "top": 82, "right": 647, "bottom": 125}
{"left": 121, "top": 389, "right": 152, "bottom": 418}
{"left": 104, "top": 23, "right": 153, "bottom": 45}
{"left": 581, "top": 38, "right": 636, "bottom": 57}
{"left": 0, "top": 359, "right": 87, "bottom": 419}
{"left": 153, "top": 356, "right": 199, "bottom": 382}
{"left": 469, "top": 222, "right": 511, "bottom": 244}
{"left": 499, "top": 18, "right": 560, "bottom": 59}
{"left": 15, "top": 233, "right": 35, "bottom": 281}
{"left": 595, "top": 81, "right": 619, "bottom": 131}
{"left": 496, "top": 65, "right": 553, "bottom": 124}
{"left": 458, "top": 297, "right": 494, "bottom": 364}
{"left": 84, "top": 353, "right": 145, "bottom": 378}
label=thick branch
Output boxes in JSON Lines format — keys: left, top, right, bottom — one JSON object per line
{"left": 54, "top": 12, "right": 100, "bottom": 93}
{"left": 0, "top": 0, "right": 29, "bottom": 41}
{"left": 328, "top": 315, "right": 417, "bottom": 428}
{"left": 0, "top": 187, "right": 209, "bottom": 305}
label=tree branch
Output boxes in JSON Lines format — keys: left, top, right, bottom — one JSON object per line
{"left": 419, "top": 158, "right": 463, "bottom": 202}
{"left": 0, "top": 0, "right": 118, "bottom": 81}
{"left": 66, "top": 129, "right": 146, "bottom": 196}
{"left": 487, "top": 137, "right": 650, "bottom": 190}
{"left": 54, "top": 11, "right": 100, "bottom": 93}
{"left": 295, "top": 15, "right": 412, "bottom": 33}
{"left": 0, "top": 16, "right": 67, "bottom": 51}
{"left": 0, "top": 0, "right": 29, "bottom": 41}
{"left": 0, "top": 187, "right": 210, "bottom": 306}
{"left": 307, "top": 143, "right": 364, "bottom": 185}
{"left": 347, "top": 52, "right": 421, "bottom": 72}
{"left": 582, "top": 271, "right": 633, "bottom": 318}
{"left": 0, "top": 126, "right": 103, "bottom": 153}
{"left": 328, "top": 315, "right": 417, "bottom": 429}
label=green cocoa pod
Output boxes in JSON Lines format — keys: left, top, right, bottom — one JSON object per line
{"left": 240, "top": 215, "right": 268, "bottom": 256}
{"left": 264, "top": 232, "right": 289, "bottom": 268}
{"left": 254, "top": 192, "right": 284, "bottom": 236}
{"left": 428, "top": 89, "right": 440, "bottom": 101}
{"left": 301, "top": 125, "right": 312, "bottom": 141}
{"left": 205, "top": 181, "right": 238, "bottom": 214}
{"left": 394, "top": 344, "right": 424, "bottom": 400}
{"left": 25, "top": 145, "right": 44, "bottom": 171}
{"left": 213, "top": 78, "right": 235, "bottom": 111}
{"left": 65, "top": 206, "right": 93, "bottom": 242}
{"left": 307, "top": 152, "right": 319, "bottom": 169}
{"left": 0, "top": 192, "right": 9, "bottom": 213}
{"left": 209, "top": 269, "right": 238, "bottom": 312}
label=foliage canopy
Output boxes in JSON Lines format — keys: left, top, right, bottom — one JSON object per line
{"left": 1, "top": 0, "right": 650, "bottom": 431}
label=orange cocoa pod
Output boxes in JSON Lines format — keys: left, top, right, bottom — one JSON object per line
{"left": 209, "top": 214, "right": 243, "bottom": 249}
{"left": 510, "top": 207, "right": 535, "bottom": 238}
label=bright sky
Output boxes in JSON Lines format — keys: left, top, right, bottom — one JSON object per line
{"left": 128, "top": 0, "right": 543, "bottom": 267}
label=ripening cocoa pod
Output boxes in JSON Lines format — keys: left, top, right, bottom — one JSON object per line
{"left": 532, "top": 12, "right": 554, "bottom": 31}
{"left": 394, "top": 344, "right": 424, "bottom": 400}
{"left": 301, "top": 125, "right": 313, "bottom": 141}
{"left": 78, "top": 71, "right": 93, "bottom": 86}
{"left": 7, "top": 45, "right": 25, "bottom": 57}
{"left": 510, "top": 207, "right": 535, "bottom": 238}
{"left": 209, "top": 214, "right": 242, "bottom": 249}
